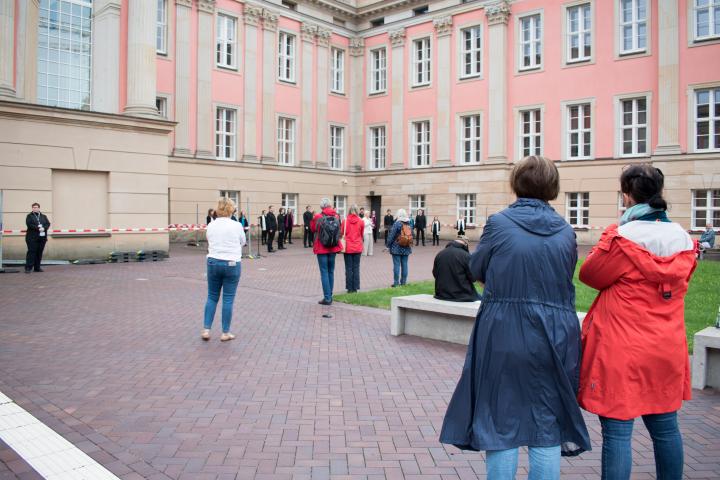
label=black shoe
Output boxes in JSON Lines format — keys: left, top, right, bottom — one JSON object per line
{"left": 391, "top": 284, "right": 397, "bottom": 288}
{"left": 24, "top": 269, "right": 31, "bottom": 274}
{"left": 268, "top": 249, "right": 275, "bottom": 253}
{"left": 34, "top": 268, "right": 44, "bottom": 272}
{"left": 289, "top": 242, "right": 293, "bottom": 244}
{"left": 318, "top": 299, "right": 332, "bottom": 305}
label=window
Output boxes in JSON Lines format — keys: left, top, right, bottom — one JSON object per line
{"left": 520, "top": 109, "right": 542, "bottom": 157}
{"left": 156, "top": 97, "right": 167, "bottom": 118}
{"left": 620, "top": 0, "right": 647, "bottom": 54}
{"left": 282, "top": 193, "right": 298, "bottom": 220}
{"left": 278, "top": 32, "right": 296, "bottom": 83}
{"left": 156, "top": 0, "right": 167, "bottom": 54}
{"left": 460, "top": 26, "right": 482, "bottom": 78}
{"left": 519, "top": 14, "right": 542, "bottom": 70}
{"left": 215, "top": 107, "right": 236, "bottom": 160}
{"left": 695, "top": 88, "right": 720, "bottom": 151}
{"left": 460, "top": 114, "right": 482, "bottom": 164}
{"left": 369, "top": 126, "right": 386, "bottom": 170}
{"left": 618, "top": 192, "right": 627, "bottom": 214}
{"left": 370, "top": 18, "right": 385, "bottom": 27}
{"left": 619, "top": 97, "right": 648, "bottom": 156}
{"left": 412, "top": 121, "right": 431, "bottom": 167}
{"left": 413, "top": 5, "right": 429, "bottom": 16}
{"left": 282, "top": 0, "right": 297, "bottom": 10}
{"left": 277, "top": 117, "right": 296, "bottom": 165}
{"left": 369, "top": 48, "right": 387, "bottom": 94}
{"left": 37, "top": 0, "right": 93, "bottom": 110}
{"left": 694, "top": 0, "right": 720, "bottom": 40}
{"left": 331, "top": 48, "right": 345, "bottom": 94}
{"left": 457, "top": 194, "right": 476, "bottom": 225}
{"left": 220, "top": 190, "right": 240, "bottom": 206}
{"left": 566, "top": 192, "right": 590, "bottom": 227}
{"left": 216, "top": 14, "right": 237, "bottom": 69}
{"left": 567, "top": 103, "right": 592, "bottom": 159}
{"left": 692, "top": 189, "right": 720, "bottom": 229}
{"left": 330, "top": 126, "right": 344, "bottom": 170}
{"left": 567, "top": 3, "right": 592, "bottom": 62}
{"left": 409, "top": 195, "right": 426, "bottom": 218}
{"left": 334, "top": 195, "right": 347, "bottom": 218}
{"left": 412, "top": 37, "right": 431, "bottom": 87}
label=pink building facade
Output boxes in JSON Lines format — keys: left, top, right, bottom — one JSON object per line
{"left": 1, "top": 0, "right": 719, "bottom": 257}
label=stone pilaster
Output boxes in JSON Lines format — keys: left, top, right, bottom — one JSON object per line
{"left": 655, "top": 0, "right": 681, "bottom": 155}
{"left": 301, "top": 23, "right": 317, "bottom": 167}
{"left": 195, "top": 0, "right": 215, "bottom": 158}
{"left": 92, "top": 0, "right": 122, "bottom": 113}
{"left": 0, "top": 0, "right": 16, "bottom": 98}
{"left": 486, "top": 0, "right": 510, "bottom": 163}
{"left": 434, "top": 16, "right": 452, "bottom": 166}
{"left": 243, "top": 4, "right": 263, "bottom": 163}
{"left": 124, "top": 0, "right": 158, "bottom": 117}
{"left": 174, "top": 0, "right": 193, "bottom": 156}
{"left": 349, "top": 37, "right": 365, "bottom": 172}
{"left": 316, "top": 28, "right": 332, "bottom": 169}
{"left": 261, "top": 9, "right": 279, "bottom": 163}
{"left": 389, "top": 28, "right": 405, "bottom": 169}
{"left": 15, "top": 0, "right": 39, "bottom": 102}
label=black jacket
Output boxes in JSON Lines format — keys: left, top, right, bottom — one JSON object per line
{"left": 277, "top": 213, "right": 287, "bottom": 232}
{"left": 432, "top": 241, "right": 478, "bottom": 302}
{"left": 303, "top": 210, "right": 313, "bottom": 227}
{"left": 383, "top": 214, "right": 394, "bottom": 228}
{"left": 432, "top": 221, "right": 441, "bottom": 234}
{"left": 25, "top": 212, "right": 51, "bottom": 241}
{"left": 266, "top": 212, "right": 278, "bottom": 230}
{"left": 415, "top": 215, "right": 427, "bottom": 230}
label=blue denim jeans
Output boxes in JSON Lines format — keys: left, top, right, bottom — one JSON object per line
{"left": 391, "top": 254, "right": 408, "bottom": 286}
{"left": 486, "top": 446, "right": 560, "bottom": 480}
{"left": 317, "top": 253, "right": 336, "bottom": 302}
{"left": 600, "top": 412, "right": 683, "bottom": 480}
{"left": 204, "top": 258, "right": 241, "bottom": 333}
{"left": 344, "top": 253, "right": 361, "bottom": 291}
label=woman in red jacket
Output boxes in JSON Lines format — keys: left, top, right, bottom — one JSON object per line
{"left": 578, "top": 165, "right": 696, "bottom": 480}
{"left": 341, "top": 205, "right": 365, "bottom": 293}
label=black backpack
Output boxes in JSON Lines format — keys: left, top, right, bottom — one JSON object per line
{"left": 317, "top": 214, "right": 340, "bottom": 247}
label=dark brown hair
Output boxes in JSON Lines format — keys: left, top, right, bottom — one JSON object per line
{"left": 620, "top": 164, "right": 667, "bottom": 210}
{"left": 510, "top": 156, "right": 560, "bottom": 201}
{"left": 32, "top": 202, "right": 40, "bottom": 208}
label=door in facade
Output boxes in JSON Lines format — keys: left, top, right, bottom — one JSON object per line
{"left": 367, "top": 196, "right": 382, "bottom": 220}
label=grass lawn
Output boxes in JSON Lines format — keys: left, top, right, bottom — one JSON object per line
{"left": 335, "top": 259, "right": 720, "bottom": 352}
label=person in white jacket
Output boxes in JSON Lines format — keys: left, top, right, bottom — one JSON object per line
{"left": 362, "top": 213, "right": 374, "bottom": 256}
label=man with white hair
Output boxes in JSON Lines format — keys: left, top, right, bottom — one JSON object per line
{"left": 310, "top": 198, "right": 342, "bottom": 304}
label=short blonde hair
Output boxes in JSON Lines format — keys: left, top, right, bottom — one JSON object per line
{"left": 215, "top": 197, "right": 236, "bottom": 217}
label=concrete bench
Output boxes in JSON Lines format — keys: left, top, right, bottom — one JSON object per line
{"left": 692, "top": 327, "right": 720, "bottom": 390}
{"left": 390, "top": 294, "right": 586, "bottom": 345}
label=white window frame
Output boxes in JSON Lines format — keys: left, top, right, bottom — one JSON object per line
{"left": 409, "top": 195, "right": 426, "bottom": 219}
{"left": 281, "top": 193, "right": 298, "bottom": 220}
{"left": 331, "top": 47, "right": 345, "bottom": 94}
{"left": 220, "top": 190, "right": 240, "bottom": 207}
{"left": 617, "top": 0, "right": 648, "bottom": 55}
{"left": 277, "top": 116, "right": 297, "bottom": 165}
{"left": 692, "top": 189, "right": 720, "bottom": 229}
{"left": 329, "top": 125, "right": 345, "bottom": 170}
{"left": 563, "top": 1, "right": 594, "bottom": 65}
{"left": 457, "top": 194, "right": 477, "bottom": 226}
{"left": 566, "top": 192, "right": 590, "bottom": 227}
{"left": 278, "top": 31, "right": 296, "bottom": 83}
{"left": 614, "top": 92, "right": 651, "bottom": 158}
{"left": 156, "top": 0, "right": 168, "bottom": 55}
{"left": 411, "top": 37, "right": 431, "bottom": 87}
{"left": 156, "top": 96, "right": 168, "bottom": 119}
{"left": 517, "top": 11, "right": 543, "bottom": 72}
{"left": 457, "top": 112, "right": 482, "bottom": 165}
{"left": 368, "top": 125, "right": 387, "bottom": 170}
{"left": 458, "top": 24, "right": 482, "bottom": 79}
{"left": 561, "top": 99, "right": 595, "bottom": 160}
{"left": 368, "top": 47, "right": 387, "bottom": 94}
{"left": 215, "top": 106, "right": 237, "bottom": 161}
{"left": 333, "top": 195, "right": 347, "bottom": 219}
{"left": 691, "top": 85, "right": 720, "bottom": 152}
{"left": 410, "top": 119, "right": 432, "bottom": 168}
{"left": 692, "top": 0, "right": 720, "bottom": 41}
{"left": 618, "top": 191, "right": 627, "bottom": 215}
{"left": 517, "top": 106, "right": 543, "bottom": 159}
{"left": 216, "top": 13, "right": 238, "bottom": 70}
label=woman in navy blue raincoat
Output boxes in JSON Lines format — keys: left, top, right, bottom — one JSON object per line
{"left": 440, "top": 156, "right": 591, "bottom": 479}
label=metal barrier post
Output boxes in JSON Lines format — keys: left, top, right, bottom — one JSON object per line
{"left": 0, "top": 190, "right": 20, "bottom": 273}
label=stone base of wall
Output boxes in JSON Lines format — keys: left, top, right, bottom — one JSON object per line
{"left": 1, "top": 233, "right": 169, "bottom": 261}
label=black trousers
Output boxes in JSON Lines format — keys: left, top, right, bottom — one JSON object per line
{"left": 303, "top": 227, "right": 314, "bottom": 247}
{"left": 261, "top": 230, "right": 267, "bottom": 244}
{"left": 344, "top": 253, "right": 361, "bottom": 292}
{"left": 277, "top": 230, "right": 285, "bottom": 249}
{"left": 267, "top": 230, "right": 275, "bottom": 251}
{"left": 373, "top": 229, "right": 378, "bottom": 243}
{"left": 25, "top": 238, "right": 47, "bottom": 271}
{"left": 415, "top": 229, "right": 425, "bottom": 245}
{"left": 384, "top": 229, "right": 390, "bottom": 243}
{"left": 432, "top": 232, "right": 440, "bottom": 245}
{"left": 285, "top": 228, "right": 293, "bottom": 243}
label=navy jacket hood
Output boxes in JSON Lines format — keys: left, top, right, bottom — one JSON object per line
{"left": 501, "top": 198, "right": 568, "bottom": 236}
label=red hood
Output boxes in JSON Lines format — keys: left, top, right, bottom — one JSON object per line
{"left": 321, "top": 207, "right": 337, "bottom": 216}
{"left": 346, "top": 214, "right": 361, "bottom": 224}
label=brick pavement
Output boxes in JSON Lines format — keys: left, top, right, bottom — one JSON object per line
{"left": 0, "top": 241, "right": 718, "bottom": 479}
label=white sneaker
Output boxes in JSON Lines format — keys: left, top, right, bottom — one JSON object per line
{"left": 201, "top": 329, "right": 210, "bottom": 341}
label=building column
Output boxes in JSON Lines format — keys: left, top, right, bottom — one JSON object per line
{"left": 301, "top": 23, "right": 317, "bottom": 167}
{"left": 92, "top": 0, "right": 121, "bottom": 113}
{"left": 434, "top": 16, "right": 452, "bottom": 166}
{"left": 389, "top": 28, "right": 405, "bottom": 169}
{"left": 0, "top": 0, "right": 16, "bottom": 98}
{"left": 243, "top": 4, "right": 263, "bottom": 163}
{"left": 124, "top": 0, "right": 158, "bottom": 117}
{"left": 173, "top": 0, "right": 193, "bottom": 156}
{"left": 316, "top": 28, "right": 332, "bottom": 169}
{"left": 655, "top": 0, "right": 681, "bottom": 155}
{"left": 195, "top": 0, "right": 215, "bottom": 158}
{"left": 261, "top": 10, "right": 279, "bottom": 163}
{"left": 486, "top": 0, "right": 510, "bottom": 163}
{"left": 349, "top": 37, "right": 365, "bottom": 172}
{"left": 15, "top": 0, "right": 39, "bottom": 102}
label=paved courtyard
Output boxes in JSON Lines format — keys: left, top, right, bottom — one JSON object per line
{"left": 0, "top": 241, "right": 718, "bottom": 479}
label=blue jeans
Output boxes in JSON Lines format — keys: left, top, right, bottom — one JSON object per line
{"left": 391, "top": 254, "right": 408, "bottom": 286}
{"left": 204, "top": 258, "right": 241, "bottom": 333}
{"left": 600, "top": 412, "right": 683, "bottom": 480}
{"left": 486, "top": 446, "right": 560, "bottom": 480}
{"left": 344, "top": 253, "right": 361, "bottom": 291}
{"left": 317, "top": 253, "right": 336, "bottom": 302}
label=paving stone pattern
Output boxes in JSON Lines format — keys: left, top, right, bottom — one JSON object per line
{"left": 0, "top": 242, "right": 718, "bottom": 479}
